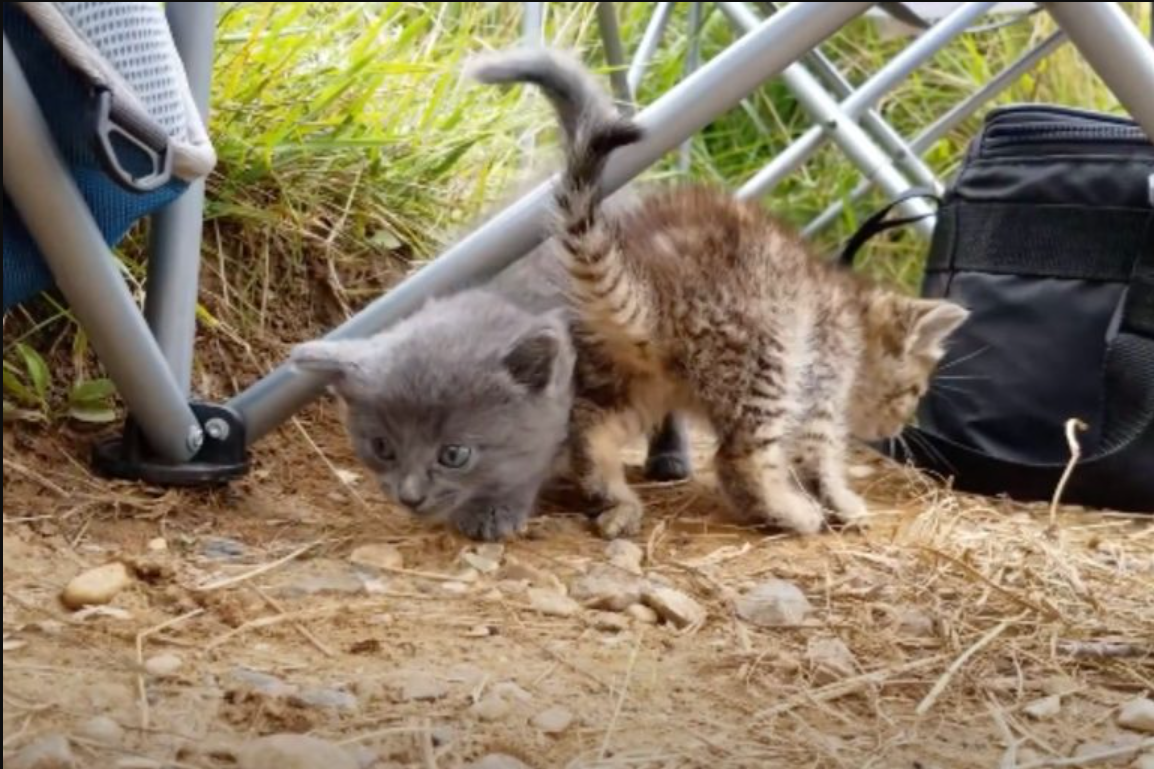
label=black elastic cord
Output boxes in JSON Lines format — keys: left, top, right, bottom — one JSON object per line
{"left": 838, "top": 188, "right": 940, "bottom": 268}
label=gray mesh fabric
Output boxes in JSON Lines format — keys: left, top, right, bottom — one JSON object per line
{"left": 57, "top": 2, "right": 189, "bottom": 142}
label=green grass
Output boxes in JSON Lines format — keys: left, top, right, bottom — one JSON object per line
{"left": 3, "top": 2, "right": 1150, "bottom": 422}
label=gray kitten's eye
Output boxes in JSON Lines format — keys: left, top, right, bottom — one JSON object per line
{"left": 438, "top": 444, "right": 472, "bottom": 469}
{"left": 370, "top": 437, "right": 395, "bottom": 462}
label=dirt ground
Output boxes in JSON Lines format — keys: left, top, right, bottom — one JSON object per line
{"left": 3, "top": 405, "right": 1153, "bottom": 769}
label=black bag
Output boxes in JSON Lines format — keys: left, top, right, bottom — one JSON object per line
{"left": 847, "top": 105, "right": 1154, "bottom": 512}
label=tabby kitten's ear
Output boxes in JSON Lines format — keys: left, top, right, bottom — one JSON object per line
{"left": 502, "top": 313, "right": 573, "bottom": 395}
{"left": 904, "top": 300, "right": 971, "bottom": 360}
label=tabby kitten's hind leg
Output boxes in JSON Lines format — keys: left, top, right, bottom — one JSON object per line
{"left": 569, "top": 403, "right": 646, "bottom": 539}
{"left": 716, "top": 434, "right": 824, "bottom": 535}
{"left": 644, "top": 412, "right": 693, "bottom": 482}
{"left": 792, "top": 347, "right": 870, "bottom": 527}
{"left": 793, "top": 427, "right": 869, "bottom": 527}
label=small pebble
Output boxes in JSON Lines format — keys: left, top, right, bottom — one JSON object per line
{"left": 465, "top": 755, "right": 534, "bottom": 769}
{"left": 626, "top": 604, "right": 659, "bottom": 624}
{"left": 806, "top": 637, "right": 857, "bottom": 682}
{"left": 493, "top": 681, "right": 533, "bottom": 703}
{"left": 10, "top": 735, "right": 76, "bottom": 769}
{"left": 470, "top": 694, "right": 512, "bottom": 722}
{"left": 201, "top": 537, "right": 247, "bottom": 561}
{"left": 465, "top": 624, "right": 494, "bottom": 638}
{"left": 735, "top": 579, "right": 812, "bottom": 627}
{"left": 477, "top": 543, "right": 505, "bottom": 560}
{"left": 401, "top": 673, "right": 448, "bottom": 702}
{"left": 894, "top": 607, "right": 936, "bottom": 638}
{"left": 1024, "top": 695, "right": 1062, "bottom": 721}
{"left": 589, "top": 612, "right": 629, "bottom": 632}
{"left": 1074, "top": 735, "right": 1145, "bottom": 767}
{"left": 496, "top": 580, "right": 529, "bottom": 596}
{"left": 454, "top": 567, "right": 481, "bottom": 584}
{"left": 61, "top": 563, "right": 132, "bottom": 610}
{"left": 604, "top": 540, "right": 644, "bottom": 575}
{"left": 569, "top": 564, "right": 645, "bottom": 611}
{"left": 71, "top": 606, "right": 133, "bottom": 622}
{"left": 641, "top": 586, "right": 705, "bottom": 629}
{"left": 146, "top": 538, "right": 168, "bottom": 553}
{"left": 238, "top": 734, "right": 358, "bottom": 769}
{"left": 349, "top": 543, "right": 404, "bottom": 572}
{"left": 143, "top": 653, "right": 183, "bottom": 679}
{"left": 441, "top": 579, "right": 471, "bottom": 595}
{"left": 1119, "top": 698, "right": 1154, "bottom": 734}
{"left": 528, "top": 588, "right": 580, "bottom": 618}
{"left": 279, "top": 560, "right": 365, "bottom": 596}
{"left": 430, "top": 725, "right": 456, "bottom": 748}
{"left": 445, "top": 664, "right": 487, "bottom": 688}
{"left": 1041, "top": 675, "right": 1079, "bottom": 697}
{"left": 499, "top": 560, "right": 548, "bottom": 584}
{"left": 76, "top": 716, "right": 124, "bottom": 745}
{"left": 231, "top": 668, "right": 296, "bottom": 698}
{"left": 462, "top": 552, "right": 501, "bottom": 574}
{"left": 532, "top": 705, "right": 574, "bottom": 734}
{"left": 292, "top": 687, "right": 359, "bottom": 712}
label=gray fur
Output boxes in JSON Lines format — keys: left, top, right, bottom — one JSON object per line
{"left": 293, "top": 290, "right": 575, "bottom": 541}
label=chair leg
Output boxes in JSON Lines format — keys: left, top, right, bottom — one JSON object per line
{"left": 144, "top": 2, "right": 217, "bottom": 395}
{"left": 1042, "top": 2, "right": 1154, "bottom": 139}
{"left": 803, "top": 30, "right": 1067, "bottom": 237}
{"left": 228, "top": 1, "right": 878, "bottom": 444}
{"left": 2, "top": 36, "right": 202, "bottom": 464}
{"left": 719, "top": 2, "right": 937, "bottom": 236}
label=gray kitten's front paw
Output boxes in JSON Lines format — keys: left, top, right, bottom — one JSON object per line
{"left": 452, "top": 502, "right": 529, "bottom": 542}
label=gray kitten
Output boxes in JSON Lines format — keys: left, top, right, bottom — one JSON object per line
{"left": 292, "top": 288, "right": 575, "bottom": 541}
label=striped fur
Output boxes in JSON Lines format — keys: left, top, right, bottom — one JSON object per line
{"left": 469, "top": 50, "right": 653, "bottom": 356}
{"left": 473, "top": 50, "right": 970, "bottom": 539}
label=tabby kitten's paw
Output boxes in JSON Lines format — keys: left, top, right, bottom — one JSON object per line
{"left": 825, "top": 487, "right": 870, "bottom": 529}
{"left": 596, "top": 500, "right": 644, "bottom": 539}
{"left": 768, "top": 492, "right": 825, "bottom": 536}
{"left": 452, "top": 503, "right": 528, "bottom": 542}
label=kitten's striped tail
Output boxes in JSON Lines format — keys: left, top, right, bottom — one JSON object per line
{"left": 468, "top": 49, "right": 652, "bottom": 351}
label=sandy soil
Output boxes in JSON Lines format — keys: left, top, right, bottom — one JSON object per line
{"left": 3, "top": 406, "right": 1153, "bottom": 768}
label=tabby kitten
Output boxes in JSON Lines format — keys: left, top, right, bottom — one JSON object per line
{"left": 471, "top": 50, "right": 970, "bottom": 537}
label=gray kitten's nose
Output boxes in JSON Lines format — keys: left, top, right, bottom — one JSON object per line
{"left": 398, "top": 476, "right": 427, "bottom": 509}
{"left": 399, "top": 490, "right": 427, "bottom": 509}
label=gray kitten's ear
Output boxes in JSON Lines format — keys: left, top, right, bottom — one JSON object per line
{"left": 290, "top": 339, "right": 367, "bottom": 377}
{"left": 905, "top": 300, "right": 971, "bottom": 359}
{"left": 503, "top": 325, "right": 565, "bottom": 394}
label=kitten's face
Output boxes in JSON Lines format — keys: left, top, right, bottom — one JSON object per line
{"left": 850, "top": 295, "right": 970, "bottom": 442}
{"left": 292, "top": 293, "right": 575, "bottom": 526}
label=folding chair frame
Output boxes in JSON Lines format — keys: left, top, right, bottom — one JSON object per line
{"left": 2, "top": 2, "right": 1152, "bottom": 485}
